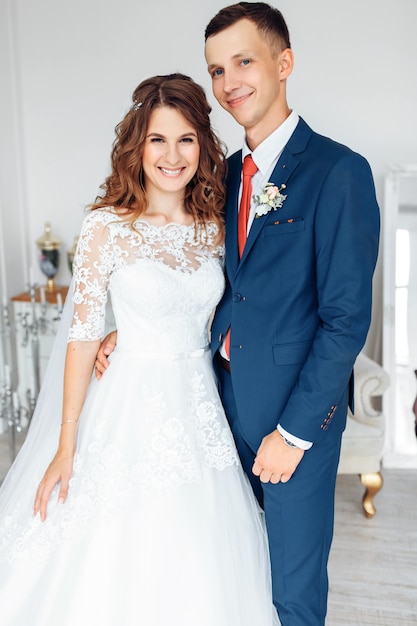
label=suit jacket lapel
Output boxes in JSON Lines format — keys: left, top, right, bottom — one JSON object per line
{"left": 237, "top": 118, "right": 313, "bottom": 273}
{"left": 224, "top": 152, "right": 242, "bottom": 279}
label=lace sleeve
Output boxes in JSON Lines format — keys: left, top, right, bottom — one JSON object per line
{"left": 67, "top": 210, "right": 115, "bottom": 342}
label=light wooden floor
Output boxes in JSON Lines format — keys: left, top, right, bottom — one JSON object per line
{"left": 328, "top": 470, "right": 417, "bottom": 625}
{"left": 1, "top": 434, "right": 416, "bottom": 625}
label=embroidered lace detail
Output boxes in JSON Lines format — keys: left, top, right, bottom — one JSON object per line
{"left": 132, "top": 375, "right": 239, "bottom": 496}
{"left": 189, "top": 372, "right": 239, "bottom": 470}
{"left": 68, "top": 209, "right": 224, "bottom": 342}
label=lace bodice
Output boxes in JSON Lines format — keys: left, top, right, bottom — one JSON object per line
{"left": 68, "top": 209, "right": 225, "bottom": 353}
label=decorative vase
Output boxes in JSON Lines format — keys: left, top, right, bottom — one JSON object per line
{"left": 36, "top": 222, "right": 61, "bottom": 291}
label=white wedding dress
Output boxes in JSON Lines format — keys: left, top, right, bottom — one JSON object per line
{"left": 0, "top": 209, "right": 279, "bottom": 626}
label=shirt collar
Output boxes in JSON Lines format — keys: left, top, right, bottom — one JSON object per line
{"left": 242, "top": 111, "right": 299, "bottom": 176}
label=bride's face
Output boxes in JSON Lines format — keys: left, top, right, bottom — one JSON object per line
{"left": 142, "top": 106, "right": 200, "bottom": 196}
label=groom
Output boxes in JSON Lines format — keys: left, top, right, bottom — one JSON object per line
{"left": 96, "top": 3, "right": 380, "bottom": 624}
{"left": 204, "top": 3, "right": 379, "bottom": 625}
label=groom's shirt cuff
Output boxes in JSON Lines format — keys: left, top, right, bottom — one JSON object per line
{"left": 277, "top": 425, "right": 313, "bottom": 450}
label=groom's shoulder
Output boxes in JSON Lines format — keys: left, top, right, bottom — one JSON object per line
{"left": 300, "top": 117, "right": 363, "bottom": 161}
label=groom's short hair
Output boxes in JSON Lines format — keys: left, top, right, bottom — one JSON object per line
{"left": 204, "top": 2, "right": 291, "bottom": 56}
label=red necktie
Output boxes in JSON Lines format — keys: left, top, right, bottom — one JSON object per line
{"left": 238, "top": 154, "right": 258, "bottom": 257}
{"left": 224, "top": 154, "right": 258, "bottom": 358}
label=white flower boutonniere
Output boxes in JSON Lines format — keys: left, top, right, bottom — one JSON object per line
{"left": 253, "top": 182, "right": 287, "bottom": 218}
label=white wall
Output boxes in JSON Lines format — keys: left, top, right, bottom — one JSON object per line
{"left": 1, "top": 0, "right": 417, "bottom": 356}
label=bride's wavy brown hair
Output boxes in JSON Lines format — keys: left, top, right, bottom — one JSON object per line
{"left": 91, "top": 73, "right": 226, "bottom": 237}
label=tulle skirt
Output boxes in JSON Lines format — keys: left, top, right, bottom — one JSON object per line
{"left": 0, "top": 348, "right": 279, "bottom": 625}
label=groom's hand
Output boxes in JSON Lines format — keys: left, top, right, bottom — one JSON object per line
{"left": 252, "top": 430, "right": 304, "bottom": 484}
{"left": 95, "top": 331, "right": 118, "bottom": 380}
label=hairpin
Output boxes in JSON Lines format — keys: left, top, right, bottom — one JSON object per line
{"left": 132, "top": 101, "right": 143, "bottom": 111}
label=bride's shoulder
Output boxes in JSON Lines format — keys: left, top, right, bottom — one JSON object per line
{"left": 80, "top": 207, "right": 127, "bottom": 234}
{"left": 82, "top": 207, "right": 120, "bottom": 223}
{"left": 75, "top": 209, "right": 127, "bottom": 251}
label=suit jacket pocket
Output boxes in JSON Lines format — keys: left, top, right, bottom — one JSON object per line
{"left": 265, "top": 219, "right": 305, "bottom": 236}
{"left": 272, "top": 340, "right": 312, "bottom": 365}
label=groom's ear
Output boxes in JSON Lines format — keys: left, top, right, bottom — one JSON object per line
{"left": 278, "top": 48, "right": 294, "bottom": 80}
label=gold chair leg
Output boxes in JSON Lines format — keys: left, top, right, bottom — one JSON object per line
{"left": 360, "top": 472, "right": 383, "bottom": 518}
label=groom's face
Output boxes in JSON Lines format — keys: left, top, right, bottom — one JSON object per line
{"left": 205, "top": 18, "right": 292, "bottom": 145}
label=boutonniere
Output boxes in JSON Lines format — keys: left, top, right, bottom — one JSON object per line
{"left": 253, "top": 182, "right": 287, "bottom": 218}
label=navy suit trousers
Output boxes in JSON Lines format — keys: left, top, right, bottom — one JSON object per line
{"left": 217, "top": 360, "right": 344, "bottom": 626}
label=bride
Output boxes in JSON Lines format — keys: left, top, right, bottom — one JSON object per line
{"left": 0, "top": 73, "right": 279, "bottom": 625}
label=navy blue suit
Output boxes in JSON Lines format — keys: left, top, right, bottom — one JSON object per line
{"left": 211, "top": 118, "right": 380, "bottom": 625}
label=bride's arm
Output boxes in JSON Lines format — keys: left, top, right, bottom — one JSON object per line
{"left": 34, "top": 339, "right": 100, "bottom": 522}
{"left": 33, "top": 210, "right": 114, "bottom": 521}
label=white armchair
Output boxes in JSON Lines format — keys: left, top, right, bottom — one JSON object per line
{"left": 338, "top": 352, "right": 390, "bottom": 518}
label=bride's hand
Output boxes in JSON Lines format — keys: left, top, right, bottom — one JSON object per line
{"left": 33, "top": 452, "right": 74, "bottom": 522}
{"left": 95, "top": 330, "right": 118, "bottom": 380}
